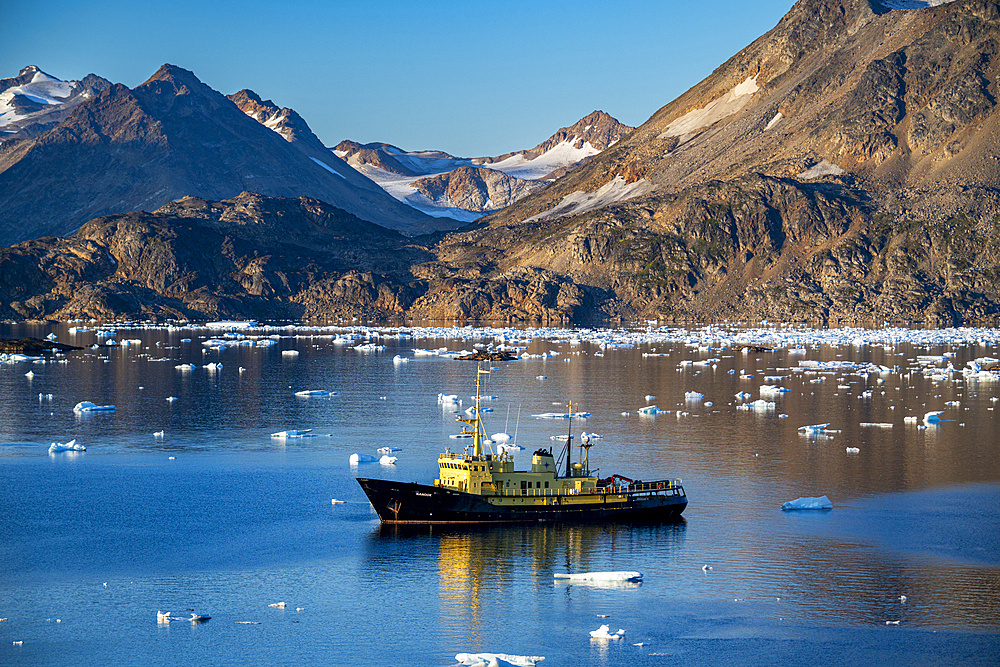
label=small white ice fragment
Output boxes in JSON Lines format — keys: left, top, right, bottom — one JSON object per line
{"left": 379, "top": 455, "right": 398, "bottom": 465}
{"left": 268, "top": 602, "right": 287, "bottom": 608}
{"left": 554, "top": 571, "right": 641, "bottom": 582}
{"left": 349, "top": 453, "right": 377, "bottom": 464}
{"left": 48, "top": 439, "right": 85, "bottom": 453}
{"left": 781, "top": 495, "right": 833, "bottom": 510}
{"left": 73, "top": 401, "right": 115, "bottom": 413}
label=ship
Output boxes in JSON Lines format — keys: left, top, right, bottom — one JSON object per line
{"left": 356, "top": 368, "right": 687, "bottom": 524}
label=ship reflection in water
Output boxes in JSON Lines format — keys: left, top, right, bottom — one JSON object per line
{"left": 369, "top": 521, "right": 687, "bottom": 644}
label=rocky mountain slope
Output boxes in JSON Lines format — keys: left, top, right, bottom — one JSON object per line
{"left": 0, "top": 65, "right": 442, "bottom": 248}
{"left": 2, "top": 0, "right": 999, "bottom": 327}
{"left": 331, "top": 111, "right": 634, "bottom": 221}
{"left": 0, "top": 192, "right": 430, "bottom": 321}
{"left": 409, "top": 0, "right": 1000, "bottom": 326}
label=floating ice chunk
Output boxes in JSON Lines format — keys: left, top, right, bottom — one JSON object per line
{"left": 438, "top": 393, "right": 459, "bottom": 404}
{"left": 532, "top": 412, "right": 590, "bottom": 419}
{"left": 497, "top": 443, "right": 524, "bottom": 454}
{"left": 349, "top": 453, "right": 378, "bottom": 464}
{"left": 24, "top": 370, "right": 34, "bottom": 378}
{"left": 331, "top": 499, "right": 345, "bottom": 504}
{"left": 165, "top": 396, "right": 177, "bottom": 402}
{"left": 536, "top": 375, "right": 547, "bottom": 380}
{"left": 271, "top": 429, "right": 313, "bottom": 438}
{"left": 797, "top": 423, "right": 829, "bottom": 432}
{"left": 759, "top": 385, "right": 790, "bottom": 397}
{"left": 903, "top": 416, "right": 919, "bottom": 423}
{"left": 589, "top": 624, "right": 625, "bottom": 640}
{"left": 637, "top": 405, "right": 662, "bottom": 415}
{"left": 455, "top": 653, "right": 545, "bottom": 667}
{"left": 846, "top": 447, "right": 860, "bottom": 453}
{"left": 860, "top": 422, "right": 893, "bottom": 428}
{"left": 153, "top": 431, "right": 164, "bottom": 437}
{"left": 45, "top": 333, "right": 58, "bottom": 341}
{"left": 48, "top": 439, "right": 85, "bottom": 453}
{"left": 73, "top": 401, "right": 115, "bottom": 413}
{"left": 203, "top": 362, "right": 222, "bottom": 371}
{"left": 378, "top": 447, "right": 402, "bottom": 454}
{"left": 923, "top": 411, "right": 944, "bottom": 424}
{"left": 379, "top": 455, "right": 398, "bottom": 465}
{"left": 281, "top": 350, "right": 299, "bottom": 357}
{"left": 737, "top": 399, "right": 775, "bottom": 412}
{"left": 268, "top": 602, "right": 287, "bottom": 608}
{"left": 554, "top": 571, "right": 642, "bottom": 582}
{"left": 684, "top": 391, "right": 704, "bottom": 402}
{"left": 491, "top": 432, "right": 512, "bottom": 442}
{"left": 644, "top": 395, "right": 656, "bottom": 400}
{"left": 175, "top": 363, "right": 196, "bottom": 371}
{"left": 294, "top": 390, "right": 334, "bottom": 397}
{"left": 392, "top": 355, "right": 408, "bottom": 364}
{"left": 781, "top": 495, "right": 833, "bottom": 510}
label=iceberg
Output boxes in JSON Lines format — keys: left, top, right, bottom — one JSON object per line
{"left": 684, "top": 391, "right": 704, "bottom": 402}
{"left": 349, "top": 453, "right": 378, "bottom": 464}
{"left": 781, "top": 495, "right": 833, "bottom": 511}
{"left": 379, "top": 455, "right": 398, "bottom": 465}
{"left": 48, "top": 439, "right": 85, "bottom": 453}
{"left": 377, "top": 447, "right": 402, "bottom": 454}
{"left": 271, "top": 429, "right": 313, "bottom": 438}
{"left": 497, "top": 443, "right": 524, "bottom": 455}
{"left": 73, "top": 401, "right": 115, "bottom": 413}
{"left": 294, "top": 390, "right": 334, "bottom": 397}
{"left": 491, "top": 432, "right": 511, "bottom": 442}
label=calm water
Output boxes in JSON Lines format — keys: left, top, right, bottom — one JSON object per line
{"left": 1, "top": 322, "right": 998, "bottom": 666}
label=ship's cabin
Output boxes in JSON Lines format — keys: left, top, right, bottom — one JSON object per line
{"left": 435, "top": 446, "right": 598, "bottom": 496}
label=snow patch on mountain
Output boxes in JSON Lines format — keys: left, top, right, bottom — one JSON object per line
{"left": 0, "top": 69, "right": 75, "bottom": 127}
{"left": 659, "top": 76, "right": 759, "bottom": 140}
{"left": 310, "top": 157, "right": 344, "bottom": 178}
{"left": 880, "top": 0, "right": 958, "bottom": 8}
{"left": 483, "top": 138, "right": 601, "bottom": 180}
{"left": 525, "top": 176, "right": 655, "bottom": 223}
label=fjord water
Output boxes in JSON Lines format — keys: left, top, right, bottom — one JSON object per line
{"left": 1, "top": 323, "right": 998, "bottom": 667}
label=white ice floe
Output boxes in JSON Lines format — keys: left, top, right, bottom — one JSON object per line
{"left": 455, "top": 652, "right": 546, "bottom": 667}
{"left": 923, "top": 410, "right": 944, "bottom": 425}
{"left": 532, "top": 412, "right": 590, "bottom": 419}
{"left": 638, "top": 405, "right": 663, "bottom": 415}
{"left": 684, "top": 391, "right": 704, "bottom": 402}
{"left": 846, "top": 447, "right": 860, "bottom": 454}
{"left": 393, "top": 355, "right": 408, "bottom": 364}
{"left": 736, "top": 399, "right": 775, "bottom": 413}
{"left": 73, "top": 401, "right": 115, "bottom": 413}
{"left": 379, "top": 455, "right": 398, "bottom": 465}
{"left": 491, "top": 432, "right": 512, "bottom": 442}
{"left": 281, "top": 350, "right": 299, "bottom": 357}
{"left": 268, "top": 602, "right": 287, "bottom": 608}
{"left": 271, "top": 429, "right": 313, "bottom": 438}
{"left": 781, "top": 495, "right": 833, "bottom": 511}
{"left": 175, "top": 363, "right": 196, "bottom": 371}
{"left": 294, "top": 390, "right": 334, "bottom": 397}
{"left": 589, "top": 624, "right": 626, "bottom": 640}
{"left": 797, "top": 423, "right": 830, "bottom": 433}
{"left": 555, "top": 571, "right": 642, "bottom": 582}
{"left": 349, "top": 453, "right": 378, "bottom": 464}
{"left": 48, "top": 439, "right": 85, "bottom": 453}
{"left": 165, "top": 396, "right": 177, "bottom": 402}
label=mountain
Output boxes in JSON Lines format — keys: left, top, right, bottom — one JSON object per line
{"left": 405, "top": 0, "right": 1000, "bottom": 326}
{"left": 4, "top": 0, "right": 1000, "bottom": 326}
{"left": 0, "top": 66, "right": 111, "bottom": 141}
{"left": 331, "top": 111, "right": 634, "bottom": 221}
{"left": 0, "top": 64, "right": 442, "bottom": 248}
{"left": 0, "top": 191, "right": 430, "bottom": 321}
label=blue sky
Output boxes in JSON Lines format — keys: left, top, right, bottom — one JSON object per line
{"left": 2, "top": 0, "right": 794, "bottom": 157}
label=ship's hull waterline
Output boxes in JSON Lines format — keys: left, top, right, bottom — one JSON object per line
{"left": 357, "top": 477, "right": 687, "bottom": 524}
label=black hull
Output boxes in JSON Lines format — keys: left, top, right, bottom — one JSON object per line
{"left": 356, "top": 478, "right": 687, "bottom": 524}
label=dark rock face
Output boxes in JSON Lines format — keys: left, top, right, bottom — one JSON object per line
{"left": 410, "top": 166, "right": 546, "bottom": 212}
{"left": 0, "top": 64, "right": 439, "bottom": 248}
{"left": 0, "top": 192, "right": 432, "bottom": 321}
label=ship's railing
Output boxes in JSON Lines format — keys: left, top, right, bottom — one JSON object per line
{"left": 484, "top": 479, "right": 684, "bottom": 498}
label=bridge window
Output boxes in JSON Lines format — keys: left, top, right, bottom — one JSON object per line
{"left": 545, "top": 482, "right": 549, "bottom": 488}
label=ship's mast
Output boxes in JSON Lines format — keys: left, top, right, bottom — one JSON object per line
{"left": 458, "top": 366, "right": 490, "bottom": 459}
{"left": 565, "top": 400, "right": 572, "bottom": 477}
